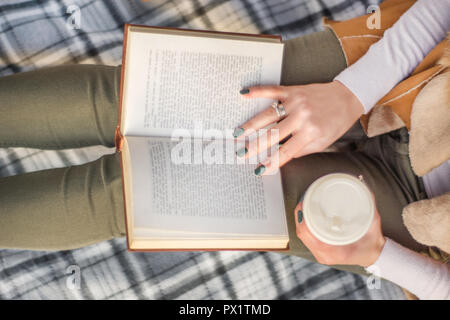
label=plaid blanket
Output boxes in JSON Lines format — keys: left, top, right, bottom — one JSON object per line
{"left": 0, "top": 0, "right": 405, "bottom": 300}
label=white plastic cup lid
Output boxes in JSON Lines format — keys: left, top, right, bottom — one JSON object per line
{"left": 303, "top": 173, "right": 374, "bottom": 246}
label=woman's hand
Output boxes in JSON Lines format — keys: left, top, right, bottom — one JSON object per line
{"left": 295, "top": 196, "right": 386, "bottom": 267}
{"left": 235, "top": 81, "right": 364, "bottom": 175}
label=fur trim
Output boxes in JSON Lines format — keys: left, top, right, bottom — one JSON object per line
{"left": 362, "top": 105, "right": 405, "bottom": 137}
{"left": 438, "top": 33, "right": 450, "bottom": 67}
{"left": 437, "top": 33, "right": 450, "bottom": 102}
{"left": 403, "top": 193, "right": 450, "bottom": 254}
{"left": 409, "top": 71, "right": 450, "bottom": 176}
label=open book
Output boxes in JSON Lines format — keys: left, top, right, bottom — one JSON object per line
{"left": 116, "top": 24, "right": 288, "bottom": 251}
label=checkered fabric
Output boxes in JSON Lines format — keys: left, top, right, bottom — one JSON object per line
{"left": 0, "top": 0, "right": 405, "bottom": 300}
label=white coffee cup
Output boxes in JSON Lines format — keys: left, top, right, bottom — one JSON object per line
{"left": 302, "top": 173, "right": 375, "bottom": 246}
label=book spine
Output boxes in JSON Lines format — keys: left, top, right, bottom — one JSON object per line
{"left": 115, "top": 24, "right": 130, "bottom": 153}
{"left": 114, "top": 125, "right": 124, "bottom": 152}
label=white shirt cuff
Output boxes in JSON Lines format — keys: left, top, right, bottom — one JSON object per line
{"left": 365, "top": 238, "right": 450, "bottom": 300}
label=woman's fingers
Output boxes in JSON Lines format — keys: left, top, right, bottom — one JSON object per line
{"left": 255, "top": 134, "right": 301, "bottom": 175}
{"left": 241, "top": 85, "right": 288, "bottom": 100}
{"left": 256, "top": 130, "right": 316, "bottom": 175}
{"left": 294, "top": 201, "right": 320, "bottom": 248}
{"left": 240, "top": 115, "right": 296, "bottom": 161}
{"left": 292, "top": 142, "right": 316, "bottom": 158}
{"left": 235, "top": 105, "right": 281, "bottom": 139}
{"left": 234, "top": 86, "right": 289, "bottom": 138}
{"left": 294, "top": 201, "right": 333, "bottom": 263}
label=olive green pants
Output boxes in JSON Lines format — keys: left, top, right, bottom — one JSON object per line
{"left": 0, "top": 29, "right": 426, "bottom": 274}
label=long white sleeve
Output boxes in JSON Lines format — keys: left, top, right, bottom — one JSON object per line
{"left": 366, "top": 238, "right": 450, "bottom": 300}
{"left": 334, "top": 0, "right": 450, "bottom": 113}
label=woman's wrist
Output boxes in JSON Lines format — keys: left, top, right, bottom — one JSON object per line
{"left": 360, "top": 235, "right": 386, "bottom": 268}
{"left": 333, "top": 80, "right": 365, "bottom": 117}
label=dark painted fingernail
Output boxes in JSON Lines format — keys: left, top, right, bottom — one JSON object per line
{"left": 236, "top": 147, "right": 248, "bottom": 157}
{"left": 298, "top": 193, "right": 305, "bottom": 204}
{"left": 233, "top": 127, "right": 245, "bottom": 138}
{"left": 254, "top": 165, "right": 266, "bottom": 176}
{"left": 240, "top": 88, "right": 250, "bottom": 95}
{"left": 297, "top": 210, "right": 303, "bottom": 223}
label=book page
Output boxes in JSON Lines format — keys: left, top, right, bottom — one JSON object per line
{"left": 122, "top": 29, "right": 284, "bottom": 138}
{"left": 127, "top": 136, "right": 287, "bottom": 237}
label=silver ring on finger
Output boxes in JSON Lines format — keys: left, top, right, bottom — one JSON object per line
{"left": 271, "top": 100, "right": 286, "bottom": 118}
{"left": 277, "top": 103, "right": 286, "bottom": 117}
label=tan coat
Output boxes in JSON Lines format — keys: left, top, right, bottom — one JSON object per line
{"left": 325, "top": 0, "right": 450, "bottom": 255}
